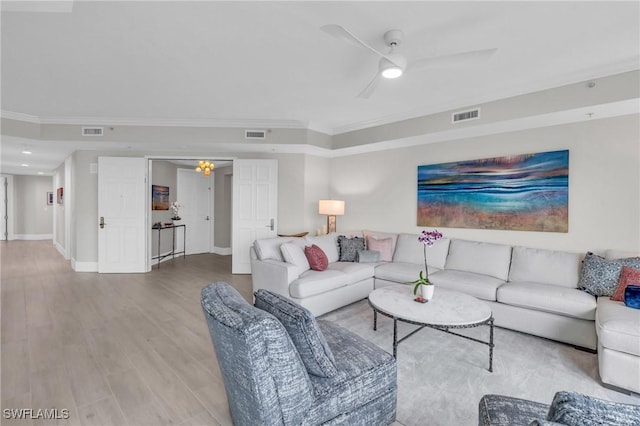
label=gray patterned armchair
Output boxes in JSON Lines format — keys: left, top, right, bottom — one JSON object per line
{"left": 201, "top": 282, "right": 397, "bottom": 425}
{"left": 479, "top": 391, "right": 640, "bottom": 425}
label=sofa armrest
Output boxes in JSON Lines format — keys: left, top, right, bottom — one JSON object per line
{"left": 251, "top": 249, "right": 300, "bottom": 298}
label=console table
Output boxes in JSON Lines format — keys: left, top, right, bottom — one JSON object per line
{"left": 152, "top": 224, "right": 186, "bottom": 268}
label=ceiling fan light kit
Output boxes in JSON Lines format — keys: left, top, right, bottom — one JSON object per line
{"left": 321, "top": 24, "right": 497, "bottom": 98}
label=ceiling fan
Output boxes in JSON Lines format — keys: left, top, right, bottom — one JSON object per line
{"left": 321, "top": 24, "right": 497, "bottom": 99}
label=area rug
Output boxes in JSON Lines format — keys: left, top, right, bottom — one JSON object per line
{"left": 320, "top": 299, "right": 640, "bottom": 426}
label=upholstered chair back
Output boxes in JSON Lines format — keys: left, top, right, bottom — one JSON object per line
{"left": 201, "top": 282, "right": 314, "bottom": 425}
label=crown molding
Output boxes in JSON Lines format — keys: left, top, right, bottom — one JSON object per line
{"left": 330, "top": 58, "right": 640, "bottom": 135}
{"left": 0, "top": 111, "right": 312, "bottom": 130}
{"left": 0, "top": 110, "right": 42, "bottom": 123}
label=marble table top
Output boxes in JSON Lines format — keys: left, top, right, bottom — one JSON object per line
{"left": 368, "top": 285, "right": 492, "bottom": 327}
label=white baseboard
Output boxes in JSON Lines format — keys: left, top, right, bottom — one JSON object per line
{"left": 212, "top": 246, "right": 232, "bottom": 255}
{"left": 72, "top": 259, "right": 98, "bottom": 272}
{"left": 13, "top": 234, "right": 53, "bottom": 240}
{"left": 54, "top": 241, "right": 68, "bottom": 259}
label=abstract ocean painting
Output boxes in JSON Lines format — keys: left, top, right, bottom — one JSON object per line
{"left": 417, "top": 150, "right": 569, "bottom": 232}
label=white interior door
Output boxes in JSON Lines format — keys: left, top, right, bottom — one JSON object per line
{"left": 232, "top": 159, "right": 278, "bottom": 274}
{"left": 98, "top": 157, "right": 147, "bottom": 273}
{"left": 177, "top": 169, "right": 211, "bottom": 255}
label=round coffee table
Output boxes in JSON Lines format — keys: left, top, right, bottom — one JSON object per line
{"left": 368, "top": 285, "right": 495, "bottom": 372}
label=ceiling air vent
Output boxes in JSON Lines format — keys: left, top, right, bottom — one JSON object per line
{"left": 82, "top": 127, "right": 104, "bottom": 136}
{"left": 452, "top": 108, "right": 480, "bottom": 124}
{"left": 245, "top": 129, "right": 266, "bottom": 140}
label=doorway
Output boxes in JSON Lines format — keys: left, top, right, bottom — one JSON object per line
{"left": 148, "top": 158, "right": 233, "bottom": 267}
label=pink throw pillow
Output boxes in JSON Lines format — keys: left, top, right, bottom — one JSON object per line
{"left": 611, "top": 266, "right": 640, "bottom": 302}
{"left": 304, "top": 244, "right": 328, "bottom": 271}
{"left": 366, "top": 237, "right": 393, "bottom": 262}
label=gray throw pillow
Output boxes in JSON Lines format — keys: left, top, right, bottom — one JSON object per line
{"left": 357, "top": 250, "right": 380, "bottom": 263}
{"left": 337, "top": 235, "right": 365, "bottom": 262}
{"left": 578, "top": 252, "right": 640, "bottom": 296}
{"left": 547, "top": 391, "right": 640, "bottom": 425}
{"left": 254, "top": 289, "right": 337, "bottom": 378}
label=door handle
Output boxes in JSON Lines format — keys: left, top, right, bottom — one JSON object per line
{"left": 99, "top": 217, "right": 105, "bottom": 229}
{"left": 206, "top": 216, "right": 210, "bottom": 221}
{"left": 265, "top": 218, "right": 274, "bottom": 231}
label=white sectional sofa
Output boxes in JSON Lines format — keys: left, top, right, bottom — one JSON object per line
{"left": 250, "top": 230, "right": 640, "bottom": 394}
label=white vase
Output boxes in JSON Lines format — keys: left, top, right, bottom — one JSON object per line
{"left": 420, "top": 285, "right": 435, "bottom": 300}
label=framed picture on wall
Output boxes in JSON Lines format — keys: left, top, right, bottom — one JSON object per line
{"left": 57, "top": 187, "right": 64, "bottom": 205}
{"left": 152, "top": 185, "right": 170, "bottom": 210}
{"left": 47, "top": 192, "right": 53, "bottom": 205}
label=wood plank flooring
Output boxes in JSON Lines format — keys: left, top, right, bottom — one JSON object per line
{"left": 1, "top": 240, "right": 253, "bottom": 426}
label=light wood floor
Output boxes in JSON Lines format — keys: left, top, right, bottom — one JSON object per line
{"left": 1, "top": 240, "right": 253, "bottom": 426}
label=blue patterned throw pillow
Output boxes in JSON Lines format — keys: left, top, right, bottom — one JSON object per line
{"left": 254, "top": 289, "right": 337, "bottom": 378}
{"left": 337, "top": 235, "right": 365, "bottom": 262}
{"left": 578, "top": 252, "right": 640, "bottom": 297}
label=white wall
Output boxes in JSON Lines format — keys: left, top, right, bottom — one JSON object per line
{"left": 330, "top": 114, "right": 640, "bottom": 253}
{"left": 303, "top": 155, "right": 330, "bottom": 235}
{"left": 13, "top": 175, "right": 54, "bottom": 238}
{"left": 53, "top": 163, "right": 65, "bottom": 250}
{"left": 213, "top": 164, "right": 232, "bottom": 249}
{"left": 70, "top": 151, "right": 310, "bottom": 264}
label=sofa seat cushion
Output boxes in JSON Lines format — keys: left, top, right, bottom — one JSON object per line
{"left": 327, "top": 262, "right": 375, "bottom": 283}
{"left": 497, "top": 282, "right": 596, "bottom": 320}
{"left": 428, "top": 270, "right": 505, "bottom": 301}
{"left": 596, "top": 297, "right": 640, "bottom": 356}
{"left": 304, "top": 320, "right": 396, "bottom": 424}
{"left": 445, "top": 239, "right": 512, "bottom": 281}
{"left": 290, "top": 270, "right": 350, "bottom": 299}
{"left": 374, "top": 262, "right": 442, "bottom": 285}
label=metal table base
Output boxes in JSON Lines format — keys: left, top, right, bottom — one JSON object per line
{"left": 371, "top": 305, "right": 494, "bottom": 372}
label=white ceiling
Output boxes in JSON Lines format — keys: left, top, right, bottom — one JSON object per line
{"left": 1, "top": 1, "right": 639, "bottom": 175}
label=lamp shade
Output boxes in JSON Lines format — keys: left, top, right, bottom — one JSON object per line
{"left": 318, "top": 199, "right": 345, "bottom": 216}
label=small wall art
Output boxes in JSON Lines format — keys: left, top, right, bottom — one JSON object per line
{"left": 417, "top": 150, "right": 569, "bottom": 232}
{"left": 47, "top": 192, "right": 53, "bottom": 205}
{"left": 152, "top": 185, "right": 170, "bottom": 210}
{"left": 57, "top": 187, "right": 64, "bottom": 205}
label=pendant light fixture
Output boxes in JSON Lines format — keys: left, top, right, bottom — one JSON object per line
{"left": 196, "top": 160, "right": 215, "bottom": 176}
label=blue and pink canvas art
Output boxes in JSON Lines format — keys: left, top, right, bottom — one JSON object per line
{"left": 417, "top": 150, "right": 569, "bottom": 232}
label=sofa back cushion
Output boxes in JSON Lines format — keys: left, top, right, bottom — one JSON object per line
{"left": 254, "top": 237, "right": 295, "bottom": 261}
{"left": 254, "top": 289, "right": 338, "bottom": 378}
{"left": 508, "top": 246, "right": 581, "bottom": 288}
{"left": 305, "top": 234, "right": 339, "bottom": 263}
{"left": 393, "top": 233, "right": 450, "bottom": 270}
{"left": 445, "top": 239, "right": 512, "bottom": 281}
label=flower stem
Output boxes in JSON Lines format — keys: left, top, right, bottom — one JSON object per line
{"left": 423, "top": 245, "right": 429, "bottom": 283}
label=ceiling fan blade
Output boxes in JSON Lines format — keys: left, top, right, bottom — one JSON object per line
{"left": 321, "top": 24, "right": 393, "bottom": 62}
{"left": 357, "top": 73, "right": 381, "bottom": 99}
{"left": 410, "top": 48, "right": 497, "bottom": 71}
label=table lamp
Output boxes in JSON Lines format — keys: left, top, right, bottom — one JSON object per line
{"left": 318, "top": 199, "right": 345, "bottom": 233}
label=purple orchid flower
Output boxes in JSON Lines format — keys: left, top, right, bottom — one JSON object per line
{"left": 412, "top": 229, "right": 444, "bottom": 294}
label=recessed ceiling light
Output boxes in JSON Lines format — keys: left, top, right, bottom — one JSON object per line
{"left": 22, "top": 149, "right": 32, "bottom": 155}
{"left": 37, "top": 172, "right": 44, "bottom": 175}
{"left": 21, "top": 164, "right": 29, "bottom": 167}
